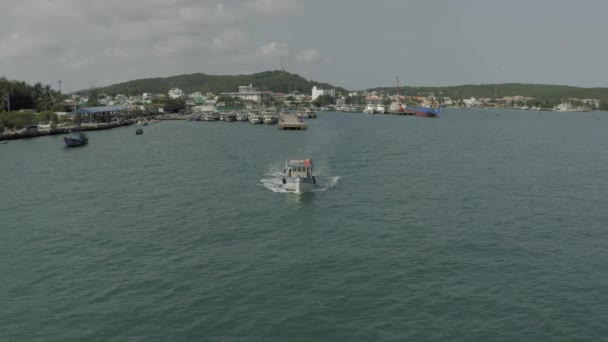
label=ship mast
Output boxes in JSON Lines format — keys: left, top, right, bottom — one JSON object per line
{"left": 396, "top": 76, "right": 402, "bottom": 110}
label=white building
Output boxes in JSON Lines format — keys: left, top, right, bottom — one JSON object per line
{"left": 312, "top": 86, "right": 335, "bottom": 101}
{"left": 463, "top": 97, "right": 484, "bottom": 107}
{"left": 221, "top": 84, "right": 271, "bottom": 104}
{"left": 582, "top": 99, "right": 600, "bottom": 109}
{"left": 168, "top": 88, "right": 184, "bottom": 99}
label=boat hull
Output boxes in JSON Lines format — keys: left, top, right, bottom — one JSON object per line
{"left": 406, "top": 106, "right": 440, "bottom": 117}
{"left": 284, "top": 177, "right": 315, "bottom": 194}
{"left": 64, "top": 137, "right": 88, "bottom": 147}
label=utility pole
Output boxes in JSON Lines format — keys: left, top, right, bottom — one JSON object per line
{"left": 3, "top": 91, "right": 10, "bottom": 112}
{"left": 57, "top": 80, "right": 62, "bottom": 94}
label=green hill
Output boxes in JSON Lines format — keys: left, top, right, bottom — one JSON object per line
{"left": 370, "top": 83, "right": 608, "bottom": 109}
{"left": 87, "top": 70, "right": 348, "bottom": 96}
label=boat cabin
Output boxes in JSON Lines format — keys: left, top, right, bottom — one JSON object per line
{"left": 285, "top": 159, "right": 313, "bottom": 178}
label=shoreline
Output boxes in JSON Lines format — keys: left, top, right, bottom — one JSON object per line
{"left": 0, "top": 120, "right": 136, "bottom": 141}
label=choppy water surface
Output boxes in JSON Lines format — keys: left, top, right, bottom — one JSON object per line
{"left": 2, "top": 109, "right": 608, "bottom": 341}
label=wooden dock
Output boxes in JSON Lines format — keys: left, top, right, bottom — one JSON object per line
{"left": 278, "top": 114, "right": 307, "bottom": 130}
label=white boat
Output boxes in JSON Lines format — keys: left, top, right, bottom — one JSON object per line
{"left": 263, "top": 115, "right": 277, "bottom": 124}
{"left": 363, "top": 103, "right": 375, "bottom": 114}
{"left": 236, "top": 112, "right": 249, "bottom": 121}
{"left": 553, "top": 102, "right": 573, "bottom": 112}
{"left": 375, "top": 105, "right": 386, "bottom": 114}
{"left": 282, "top": 159, "right": 316, "bottom": 194}
{"left": 248, "top": 111, "right": 263, "bottom": 124}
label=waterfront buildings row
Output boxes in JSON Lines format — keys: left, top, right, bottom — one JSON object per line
{"left": 62, "top": 84, "right": 601, "bottom": 114}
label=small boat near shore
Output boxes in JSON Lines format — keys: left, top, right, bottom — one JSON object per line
{"left": 64, "top": 131, "right": 88, "bottom": 147}
{"left": 236, "top": 112, "right": 249, "bottom": 121}
{"left": 136, "top": 128, "right": 143, "bottom": 135}
{"left": 225, "top": 112, "right": 237, "bottom": 122}
{"left": 282, "top": 159, "right": 316, "bottom": 194}
{"left": 0, "top": 140, "right": 7, "bottom": 144}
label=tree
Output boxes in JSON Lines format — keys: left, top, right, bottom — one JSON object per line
{"left": 312, "top": 95, "right": 335, "bottom": 107}
{"left": 164, "top": 98, "right": 186, "bottom": 113}
{"left": 87, "top": 88, "right": 100, "bottom": 107}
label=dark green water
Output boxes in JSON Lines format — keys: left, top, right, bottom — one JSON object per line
{"left": 2, "top": 110, "right": 608, "bottom": 341}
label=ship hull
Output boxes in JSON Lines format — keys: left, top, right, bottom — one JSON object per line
{"left": 64, "top": 137, "right": 88, "bottom": 147}
{"left": 406, "top": 106, "right": 440, "bottom": 117}
{"left": 284, "top": 178, "right": 314, "bottom": 194}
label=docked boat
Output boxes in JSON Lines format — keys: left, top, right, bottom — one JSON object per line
{"left": 263, "top": 114, "right": 277, "bottom": 124}
{"left": 282, "top": 159, "right": 316, "bottom": 194}
{"left": 0, "top": 140, "right": 7, "bottom": 144}
{"left": 406, "top": 97, "right": 441, "bottom": 117}
{"left": 374, "top": 105, "right": 386, "bottom": 114}
{"left": 64, "top": 131, "right": 88, "bottom": 147}
{"left": 552, "top": 102, "right": 589, "bottom": 112}
{"left": 225, "top": 112, "right": 237, "bottom": 122}
{"left": 363, "top": 103, "right": 375, "bottom": 114}
{"left": 136, "top": 128, "right": 143, "bottom": 135}
{"left": 249, "top": 111, "right": 263, "bottom": 124}
{"left": 236, "top": 112, "right": 249, "bottom": 121}
{"left": 203, "top": 112, "right": 220, "bottom": 121}
{"left": 405, "top": 105, "right": 440, "bottom": 117}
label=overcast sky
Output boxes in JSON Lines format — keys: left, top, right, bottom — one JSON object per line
{"left": 1, "top": 0, "right": 607, "bottom": 92}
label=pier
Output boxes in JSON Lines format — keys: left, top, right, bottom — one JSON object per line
{"left": 278, "top": 114, "right": 307, "bottom": 130}
{"left": 0, "top": 120, "right": 136, "bottom": 141}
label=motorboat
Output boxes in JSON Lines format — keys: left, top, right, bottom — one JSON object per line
{"left": 282, "top": 159, "right": 316, "bottom": 194}
{"left": 64, "top": 131, "right": 88, "bottom": 147}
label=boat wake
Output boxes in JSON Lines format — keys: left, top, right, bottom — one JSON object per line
{"left": 260, "top": 171, "right": 340, "bottom": 194}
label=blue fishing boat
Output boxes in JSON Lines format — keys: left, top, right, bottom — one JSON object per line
{"left": 64, "top": 132, "right": 88, "bottom": 147}
{"left": 406, "top": 97, "right": 441, "bottom": 117}
{"left": 405, "top": 106, "right": 441, "bottom": 117}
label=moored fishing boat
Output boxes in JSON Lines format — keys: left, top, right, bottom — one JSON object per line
{"left": 248, "top": 111, "right": 263, "bottom": 124}
{"left": 406, "top": 97, "right": 441, "bottom": 117}
{"left": 405, "top": 105, "right": 440, "bottom": 117}
{"left": 236, "top": 112, "right": 249, "bottom": 121}
{"left": 136, "top": 128, "right": 143, "bottom": 135}
{"left": 225, "top": 112, "right": 237, "bottom": 122}
{"left": 263, "top": 114, "right": 277, "bottom": 124}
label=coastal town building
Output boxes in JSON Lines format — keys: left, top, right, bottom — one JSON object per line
{"left": 221, "top": 84, "right": 272, "bottom": 104}
{"left": 582, "top": 99, "right": 601, "bottom": 109}
{"left": 311, "top": 86, "right": 335, "bottom": 100}
{"left": 168, "top": 88, "right": 184, "bottom": 99}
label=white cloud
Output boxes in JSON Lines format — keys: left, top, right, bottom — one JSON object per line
{"left": 254, "top": 41, "right": 289, "bottom": 60}
{"left": 295, "top": 48, "right": 322, "bottom": 64}
{"left": 212, "top": 29, "right": 248, "bottom": 53}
